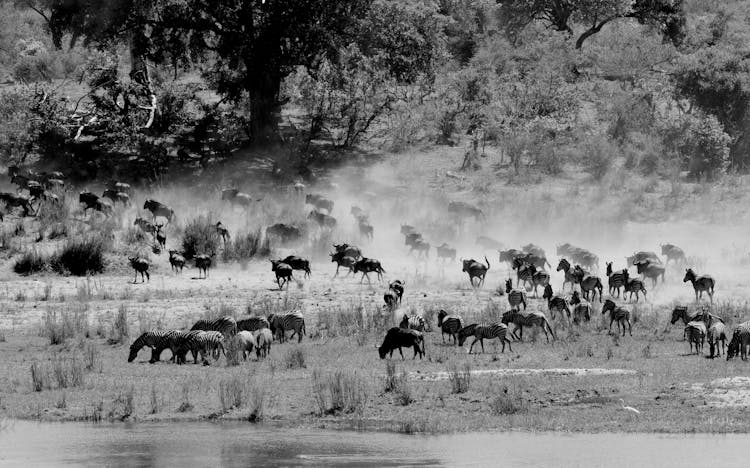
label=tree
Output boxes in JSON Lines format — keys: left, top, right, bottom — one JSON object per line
{"left": 498, "top": 0, "right": 685, "bottom": 49}
{"left": 40, "top": 0, "right": 372, "bottom": 142}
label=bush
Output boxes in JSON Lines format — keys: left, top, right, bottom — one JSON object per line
{"left": 51, "top": 356, "right": 85, "bottom": 389}
{"left": 37, "top": 196, "right": 70, "bottom": 235}
{"left": 42, "top": 308, "right": 89, "bottom": 345}
{"left": 312, "top": 369, "right": 367, "bottom": 415}
{"left": 218, "top": 376, "right": 245, "bottom": 412}
{"left": 107, "top": 306, "right": 129, "bottom": 345}
{"left": 30, "top": 362, "right": 49, "bottom": 392}
{"left": 14, "top": 249, "right": 48, "bottom": 275}
{"left": 181, "top": 215, "right": 220, "bottom": 261}
{"left": 448, "top": 362, "right": 471, "bottom": 394}
{"left": 489, "top": 383, "right": 527, "bottom": 415}
{"left": 221, "top": 229, "right": 270, "bottom": 265}
{"left": 50, "top": 235, "right": 107, "bottom": 276}
{"left": 109, "top": 386, "right": 135, "bottom": 420}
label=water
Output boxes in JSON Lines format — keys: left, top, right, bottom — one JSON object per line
{"left": 1, "top": 420, "right": 748, "bottom": 467}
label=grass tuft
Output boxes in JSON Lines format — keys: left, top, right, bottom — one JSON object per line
{"left": 50, "top": 235, "right": 107, "bottom": 276}
{"left": 448, "top": 361, "right": 471, "bottom": 394}
{"left": 284, "top": 346, "right": 306, "bottom": 369}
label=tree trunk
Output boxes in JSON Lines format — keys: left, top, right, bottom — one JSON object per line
{"left": 248, "top": 72, "right": 282, "bottom": 144}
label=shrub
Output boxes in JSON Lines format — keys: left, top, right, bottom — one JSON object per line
{"left": 14, "top": 249, "right": 48, "bottom": 275}
{"left": 221, "top": 229, "right": 270, "bottom": 265}
{"left": 149, "top": 384, "right": 160, "bottom": 414}
{"left": 489, "top": 384, "right": 526, "bottom": 415}
{"left": 83, "top": 342, "right": 101, "bottom": 372}
{"left": 312, "top": 369, "right": 367, "bottom": 415}
{"left": 177, "top": 381, "right": 193, "bottom": 412}
{"left": 246, "top": 379, "right": 267, "bottom": 422}
{"left": 109, "top": 386, "right": 135, "bottom": 420}
{"left": 181, "top": 215, "right": 220, "bottom": 260}
{"left": 30, "top": 361, "right": 49, "bottom": 392}
{"left": 448, "top": 362, "right": 471, "bottom": 394}
{"left": 284, "top": 347, "right": 306, "bottom": 369}
{"left": 52, "top": 356, "right": 85, "bottom": 389}
{"left": 107, "top": 305, "right": 129, "bottom": 345}
{"left": 42, "top": 308, "right": 89, "bottom": 345}
{"left": 0, "top": 330, "right": 5, "bottom": 342}
{"left": 50, "top": 235, "right": 107, "bottom": 276}
{"left": 218, "top": 375, "right": 245, "bottom": 412}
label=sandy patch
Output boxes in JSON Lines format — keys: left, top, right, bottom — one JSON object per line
{"left": 409, "top": 367, "right": 637, "bottom": 381}
{"left": 689, "top": 376, "right": 750, "bottom": 408}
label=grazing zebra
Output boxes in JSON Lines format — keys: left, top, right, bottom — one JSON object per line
{"left": 569, "top": 291, "right": 591, "bottom": 324}
{"left": 400, "top": 313, "right": 426, "bottom": 332}
{"left": 606, "top": 262, "right": 627, "bottom": 298}
{"left": 437, "top": 310, "right": 462, "bottom": 345}
{"left": 727, "top": 322, "right": 750, "bottom": 361}
{"left": 128, "top": 257, "right": 150, "bottom": 283}
{"left": 254, "top": 328, "right": 273, "bottom": 358}
{"left": 236, "top": 316, "right": 270, "bottom": 332}
{"left": 190, "top": 316, "right": 238, "bottom": 337}
{"left": 670, "top": 306, "right": 701, "bottom": 340}
{"left": 168, "top": 250, "right": 185, "bottom": 273}
{"left": 602, "top": 299, "right": 632, "bottom": 337}
{"left": 623, "top": 270, "right": 647, "bottom": 302}
{"left": 457, "top": 322, "right": 512, "bottom": 353}
{"left": 661, "top": 244, "right": 686, "bottom": 265}
{"left": 268, "top": 311, "right": 306, "bottom": 343}
{"left": 707, "top": 321, "right": 727, "bottom": 358}
{"left": 556, "top": 259, "right": 579, "bottom": 291}
{"left": 501, "top": 310, "right": 555, "bottom": 343}
{"left": 128, "top": 330, "right": 178, "bottom": 363}
{"left": 543, "top": 284, "right": 570, "bottom": 320}
{"left": 235, "top": 331, "right": 257, "bottom": 360}
{"left": 683, "top": 269, "right": 715, "bottom": 303}
{"left": 684, "top": 321, "right": 706, "bottom": 355}
{"left": 505, "top": 279, "right": 527, "bottom": 311}
{"left": 171, "top": 331, "right": 210, "bottom": 365}
{"left": 634, "top": 260, "right": 666, "bottom": 287}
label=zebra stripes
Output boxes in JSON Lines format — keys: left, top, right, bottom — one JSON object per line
{"left": 501, "top": 310, "right": 555, "bottom": 343}
{"left": 505, "top": 279, "right": 527, "bottom": 311}
{"left": 457, "top": 322, "right": 512, "bottom": 353}
{"left": 727, "top": 321, "right": 750, "bottom": 361}
{"left": 684, "top": 321, "right": 706, "bottom": 355}
{"left": 400, "top": 314, "right": 427, "bottom": 332}
{"left": 171, "top": 330, "right": 225, "bottom": 365}
{"left": 602, "top": 299, "right": 632, "bottom": 336}
{"left": 128, "top": 330, "right": 178, "bottom": 363}
{"left": 190, "top": 316, "right": 238, "bottom": 337}
{"left": 237, "top": 316, "right": 270, "bottom": 332}
{"left": 268, "top": 311, "right": 306, "bottom": 343}
{"left": 543, "top": 284, "right": 570, "bottom": 320}
{"left": 437, "top": 310, "right": 462, "bottom": 345}
{"left": 623, "top": 271, "right": 647, "bottom": 302}
{"left": 606, "top": 263, "right": 626, "bottom": 298}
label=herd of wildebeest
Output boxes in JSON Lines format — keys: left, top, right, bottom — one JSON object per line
{"left": 1, "top": 167, "right": 748, "bottom": 365}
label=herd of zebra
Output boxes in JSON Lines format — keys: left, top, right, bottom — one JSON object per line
{"left": 128, "top": 312, "right": 305, "bottom": 365}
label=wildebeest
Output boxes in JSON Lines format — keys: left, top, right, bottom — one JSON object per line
{"left": 308, "top": 210, "right": 337, "bottom": 228}
{"left": 499, "top": 249, "right": 525, "bottom": 267}
{"left": 476, "top": 236, "right": 503, "bottom": 251}
{"left": 195, "top": 253, "right": 214, "bottom": 279}
{"left": 388, "top": 280, "right": 405, "bottom": 302}
{"left": 462, "top": 257, "right": 490, "bottom": 288}
{"left": 330, "top": 251, "right": 356, "bottom": 277}
{"left": 109, "top": 181, "right": 131, "bottom": 194}
{"left": 281, "top": 255, "right": 311, "bottom": 278}
{"left": 448, "top": 201, "right": 484, "bottom": 221}
{"left": 358, "top": 219, "right": 374, "bottom": 241}
{"left": 377, "top": 327, "right": 424, "bottom": 359}
{"left": 134, "top": 217, "right": 158, "bottom": 238}
{"left": 270, "top": 260, "right": 294, "bottom": 289}
{"left": 661, "top": 243, "right": 686, "bottom": 265}
{"left": 168, "top": 250, "right": 185, "bottom": 273}
{"left": 384, "top": 288, "right": 399, "bottom": 311}
{"left": 215, "top": 222, "right": 230, "bottom": 243}
{"left": 143, "top": 199, "right": 175, "bottom": 224}
{"left": 634, "top": 259, "right": 666, "bottom": 287}
{"left": 221, "top": 188, "right": 254, "bottom": 207}
{"left": 333, "top": 243, "right": 362, "bottom": 259}
{"left": 404, "top": 232, "right": 423, "bottom": 248}
{"left": 0, "top": 192, "right": 33, "bottom": 217}
{"left": 683, "top": 268, "right": 715, "bottom": 303}
{"left": 436, "top": 243, "right": 457, "bottom": 262}
{"left": 626, "top": 251, "right": 662, "bottom": 266}
{"left": 400, "top": 224, "right": 417, "bottom": 236}
{"left": 128, "top": 257, "right": 150, "bottom": 283}
{"left": 353, "top": 257, "right": 385, "bottom": 283}
{"left": 79, "top": 191, "right": 109, "bottom": 214}
{"left": 305, "top": 193, "right": 334, "bottom": 213}
{"left": 234, "top": 331, "right": 257, "bottom": 360}
{"left": 351, "top": 206, "right": 367, "bottom": 220}
{"left": 266, "top": 223, "right": 303, "bottom": 244}
{"left": 102, "top": 189, "right": 130, "bottom": 205}
{"left": 522, "top": 243, "right": 545, "bottom": 259}
{"left": 410, "top": 239, "right": 430, "bottom": 258}
{"left": 155, "top": 226, "right": 166, "bottom": 250}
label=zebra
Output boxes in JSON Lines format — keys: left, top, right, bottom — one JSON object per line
{"left": 530, "top": 265, "right": 550, "bottom": 298}
{"left": 683, "top": 268, "right": 715, "bottom": 303}
{"left": 268, "top": 311, "right": 306, "bottom": 343}
{"left": 254, "top": 328, "right": 273, "bottom": 358}
{"left": 606, "top": 262, "right": 627, "bottom": 297}
{"left": 623, "top": 270, "right": 647, "bottom": 302}
{"left": 511, "top": 258, "right": 534, "bottom": 289}
{"left": 569, "top": 291, "right": 591, "bottom": 324}
{"left": 543, "top": 284, "right": 570, "bottom": 321}
{"left": 400, "top": 313, "right": 426, "bottom": 332}
{"left": 236, "top": 316, "right": 270, "bottom": 332}
{"left": 457, "top": 322, "right": 512, "bottom": 353}
{"left": 128, "top": 330, "right": 178, "bottom": 363}
{"left": 602, "top": 299, "right": 632, "bottom": 336}
{"left": 505, "top": 278, "right": 527, "bottom": 311}
{"left": 500, "top": 310, "right": 555, "bottom": 343}
{"left": 174, "top": 330, "right": 225, "bottom": 365}
{"left": 684, "top": 321, "right": 706, "bottom": 355}
{"left": 437, "top": 310, "right": 462, "bottom": 345}
{"left": 707, "top": 320, "right": 727, "bottom": 358}
{"left": 661, "top": 244, "right": 686, "bottom": 265}
{"left": 727, "top": 322, "right": 750, "bottom": 361}
{"left": 190, "top": 316, "right": 237, "bottom": 337}
{"left": 670, "top": 306, "right": 701, "bottom": 339}
{"left": 556, "top": 259, "right": 579, "bottom": 291}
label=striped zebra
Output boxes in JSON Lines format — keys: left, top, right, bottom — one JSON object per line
{"left": 670, "top": 306, "right": 701, "bottom": 339}
{"left": 605, "top": 263, "right": 627, "bottom": 298}
{"left": 543, "top": 284, "right": 570, "bottom": 321}
{"left": 501, "top": 310, "right": 555, "bottom": 343}
{"left": 569, "top": 291, "right": 591, "bottom": 325}
{"left": 457, "top": 322, "right": 512, "bottom": 353}
{"left": 437, "top": 310, "right": 462, "bottom": 345}
{"left": 556, "top": 259, "right": 579, "bottom": 291}
{"left": 190, "top": 316, "right": 237, "bottom": 337}
{"left": 707, "top": 321, "right": 727, "bottom": 358}
{"left": 623, "top": 270, "right": 647, "bottom": 302}
{"left": 684, "top": 321, "right": 706, "bottom": 355}
{"left": 683, "top": 269, "right": 715, "bottom": 303}
{"left": 727, "top": 322, "right": 750, "bottom": 361}
{"left": 512, "top": 258, "right": 534, "bottom": 289}
{"left": 400, "top": 314, "right": 427, "bottom": 332}
{"left": 505, "top": 279, "right": 527, "bottom": 311}
{"left": 268, "top": 311, "right": 306, "bottom": 343}
{"left": 128, "top": 330, "right": 178, "bottom": 363}
{"left": 236, "top": 316, "right": 270, "bottom": 332}
{"left": 602, "top": 299, "right": 632, "bottom": 337}
{"left": 170, "top": 330, "right": 218, "bottom": 365}
{"left": 525, "top": 264, "right": 550, "bottom": 297}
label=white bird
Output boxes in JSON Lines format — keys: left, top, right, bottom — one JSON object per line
{"left": 619, "top": 399, "right": 641, "bottom": 415}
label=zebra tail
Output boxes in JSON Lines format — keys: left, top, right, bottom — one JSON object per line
{"left": 484, "top": 256, "right": 490, "bottom": 270}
